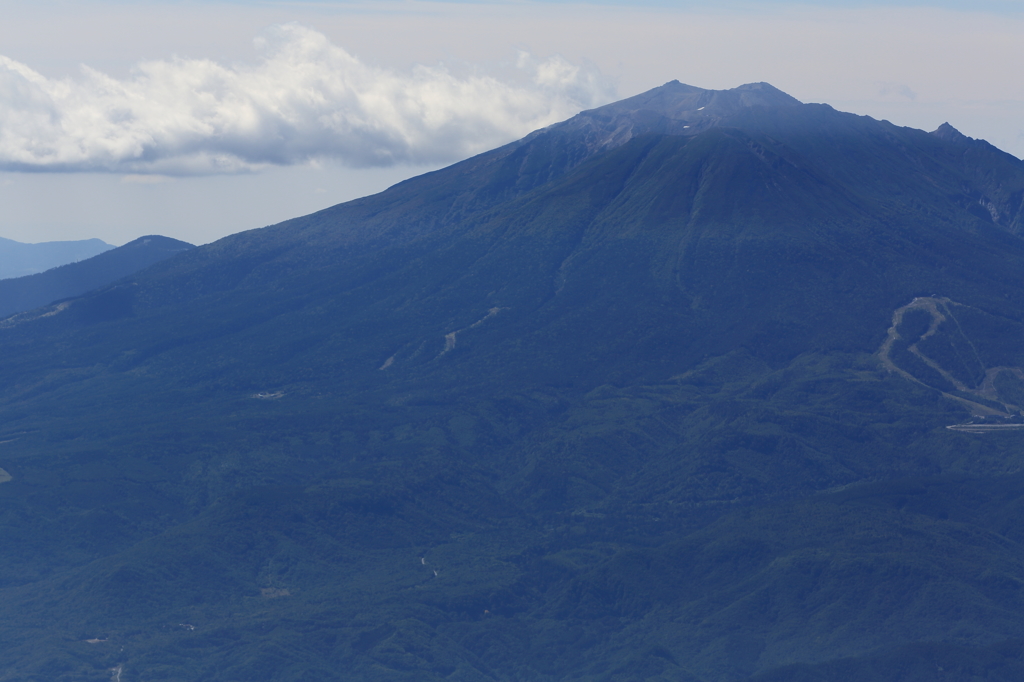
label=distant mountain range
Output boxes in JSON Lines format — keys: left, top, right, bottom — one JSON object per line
{"left": 3, "top": 82, "right": 1024, "bottom": 681}
{"left": 0, "top": 235, "right": 194, "bottom": 321}
{"left": 0, "top": 236, "right": 112, "bottom": 279}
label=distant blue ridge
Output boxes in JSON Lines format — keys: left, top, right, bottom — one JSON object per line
{"left": 0, "top": 235, "right": 194, "bottom": 320}
{"left": 0, "top": 237, "right": 113, "bottom": 280}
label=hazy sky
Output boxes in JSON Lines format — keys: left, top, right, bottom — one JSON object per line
{"left": 1, "top": 0, "right": 1022, "bottom": 246}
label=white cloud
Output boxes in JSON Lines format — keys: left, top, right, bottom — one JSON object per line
{"left": 0, "top": 23, "right": 615, "bottom": 175}
{"left": 876, "top": 82, "right": 917, "bottom": 101}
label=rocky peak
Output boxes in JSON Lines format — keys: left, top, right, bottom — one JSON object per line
{"left": 538, "top": 81, "right": 803, "bottom": 157}
{"left": 931, "top": 122, "right": 971, "bottom": 143}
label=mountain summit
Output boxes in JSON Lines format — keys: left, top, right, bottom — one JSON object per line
{"left": 550, "top": 80, "right": 803, "bottom": 151}
{"left": 495, "top": 81, "right": 807, "bottom": 192}
{"left": 4, "top": 83, "right": 1024, "bottom": 681}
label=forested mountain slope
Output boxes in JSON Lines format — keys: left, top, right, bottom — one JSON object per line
{"left": 2, "top": 82, "right": 1024, "bottom": 681}
{"left": 0, "top": 235, "right": 194, "bottom": 320}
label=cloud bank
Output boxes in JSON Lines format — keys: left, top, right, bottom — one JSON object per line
{"left": 0, "top": 24, "right": 614, "bottom": 175}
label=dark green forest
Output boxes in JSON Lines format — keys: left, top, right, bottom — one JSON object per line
{"left": 3, "top": 82, "right": 1024, "bottom": 680}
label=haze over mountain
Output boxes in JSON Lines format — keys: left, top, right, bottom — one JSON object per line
{"left": 0, "top": 237, "right": 112, "bottom": 280}
{"left": 0, "top": 235, "right": 194, "bottom": 321}
{"left": 3, "top": 82, "right": 1024, "bottom": 681}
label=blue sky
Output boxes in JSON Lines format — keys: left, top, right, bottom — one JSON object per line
{"left": 1, "top": 0, "right": 1022, "bottom": 245}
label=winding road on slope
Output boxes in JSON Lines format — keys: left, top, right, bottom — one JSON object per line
{"left": 878, "top": 296, "right": 1024, "bottom": 430}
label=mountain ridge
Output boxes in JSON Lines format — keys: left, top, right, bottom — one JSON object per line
{"left": 0, "top": 235, "right": 194, "bottom": 321}
{"left": 98, "top": 81, "right": 1023, "bottom": 323}
{"left": 0, "top": 236, "right": 112, "bottom": 280}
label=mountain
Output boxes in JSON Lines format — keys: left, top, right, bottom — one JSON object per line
{"left": 3, "top": 82, "right": 1024, "bottom": 681}
{"left": 0, "top": 235, "right": 194, "bottom": 321}
{"left": 0, "top": 237, "right": 112, "bottom": 280}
